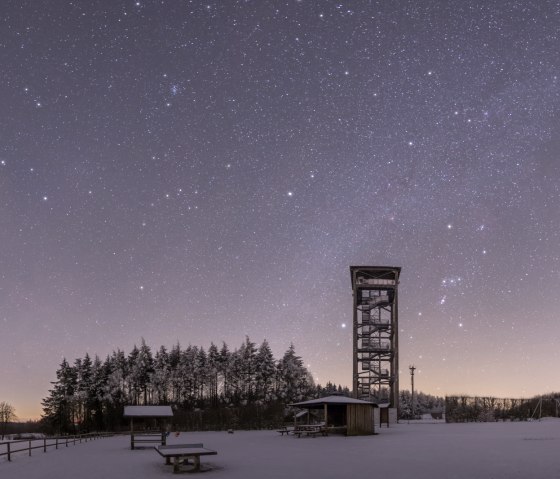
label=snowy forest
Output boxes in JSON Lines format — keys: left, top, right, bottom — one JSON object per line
{"left": 41, "top": 337, "right": 342, "bottom": 433}
{"left": 40, "top": 336, "right": 456, "bottom": 434}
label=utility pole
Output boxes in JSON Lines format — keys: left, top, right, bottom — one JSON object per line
{"left": 409, "top": 365, "right": 416, "bottom": 419}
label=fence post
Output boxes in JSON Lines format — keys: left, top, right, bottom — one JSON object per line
{"left": 29, "top": 439, "right": 32, "bottom": 456}
{"left": 44, "top": 438, "right": 47, "bottom": 453}
{"left": 7, "top": 442, "right": 10, "bottom": 461}
{"left": 56, "top": 438, "right": 58, "bottom": 449}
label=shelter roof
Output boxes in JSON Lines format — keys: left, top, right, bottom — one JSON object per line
{"left": 290, "top": 395, "right": 377, "bottom": 408}
{"left": 123, "top": 405, "right": 173, "bottom": 418}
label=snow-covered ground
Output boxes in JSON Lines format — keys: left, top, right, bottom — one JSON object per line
{"left": 2, "top": 420, "right": 559, "bottom": 478}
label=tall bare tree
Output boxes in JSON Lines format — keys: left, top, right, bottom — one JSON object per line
{"left": 0, "top": 401, "right": 17, "bottom": 439}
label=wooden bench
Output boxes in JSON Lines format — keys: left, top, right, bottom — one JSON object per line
{"left": 131, "top": 432, "right": 166, "bottom": 449}
{"left": 155, "top": 444, "right": 217, "bottom": 473}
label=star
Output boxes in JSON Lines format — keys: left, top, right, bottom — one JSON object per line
{"left": 2, "top": 0, "right": 559, "bottom": 420}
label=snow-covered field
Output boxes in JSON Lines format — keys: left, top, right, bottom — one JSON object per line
{"left": 2, "top": 420, "right": 559, "bottom": 478}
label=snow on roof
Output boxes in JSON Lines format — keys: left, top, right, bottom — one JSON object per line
{"left": 290, "top": 395, "right": 376, "bottom": 408}
{"left": 123, "top": 405, "right": 173, "bottom": 417}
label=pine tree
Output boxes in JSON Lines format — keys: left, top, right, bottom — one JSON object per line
{"left": 88, "top": 355, "right": 106, "bottom": 430}
{"left": 168, "top": 342, "right": 182, "bottom": 403}
{"left": 194, "top": 346, "right": 208, "bottom": 405}
{"left": 255, "top": 340, "right": 276, "bottom": 404}
{"left": 152, "top": 345, "right": 170, "bottom": 404}
{"left": 207, "top": 342, "right": 220, "bottom": 407}
{"left": 72, "top": 353, "right": 96, "bottom": 430}
{"left": 127, "top": 345, "right": 140, "bottom": 404}
{"left": 178, "top": 345, "right": 197, "bottom": 407}
{"left": 41, "top": 359, "right": 77, "bottom": 434}
{"left": 277, "top": 344, "right": 313, "bottom": 404}
{"left": 217, "top": 342, "right": 231, "bottom": 403}
{"left": 239, "top": 336, "right": 257, "bottom": 402}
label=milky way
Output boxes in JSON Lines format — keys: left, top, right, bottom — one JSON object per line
{"left": 1, "top": 1, "right": 559, "bottom": 419}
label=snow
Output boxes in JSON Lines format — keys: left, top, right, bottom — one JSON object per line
{"left": 123, "top": 406, "right": 173, "bottom": 417}
{"left": 2, "top": 421, "right": 560, "bottom": 478}
{"left": 290, "top": 395, "right": 376, "bottom": 406}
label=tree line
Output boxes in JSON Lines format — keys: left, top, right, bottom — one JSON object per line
{"left": 445, "top": 393, "right": 560, "bottom": 422}
{"left": 41, "top": 337, "right": 339, "bottom": 433}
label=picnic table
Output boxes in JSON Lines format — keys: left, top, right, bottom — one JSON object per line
{"left": 277, "top": 427, "right": 295, "bottom": 436}
{"left": 293, "top": 425, "right": 329, "bottom": 438}
{"left": 155, "top": 444, "right": 218, "bottom": 473}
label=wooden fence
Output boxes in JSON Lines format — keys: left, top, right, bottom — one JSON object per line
{"left": 0, "top": 432, "right": 113, "bottom": 462}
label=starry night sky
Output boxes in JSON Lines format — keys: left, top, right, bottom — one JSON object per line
{"left": 1, "top": 1, "right": 560, "bottom": 420}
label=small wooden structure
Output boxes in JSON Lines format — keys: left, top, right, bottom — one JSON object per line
{"left": 290, "top": 395, "right": 377, "bottom": 436}
{"left": 375, "top": 403, "right": 391, "bottom": 428}
{"left": 155, "top": 444, "right": 217, "bottom": 473}
{"left": 123, "top": 405, "right": 173, "bottom": 450}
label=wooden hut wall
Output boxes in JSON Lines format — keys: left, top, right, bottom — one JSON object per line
{"left": 346, "top": 404, "right": 374, "bottom": 436}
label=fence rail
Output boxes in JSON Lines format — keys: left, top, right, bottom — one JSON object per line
{"left": 0, "top": 432, "right": 113, "bottom": 462}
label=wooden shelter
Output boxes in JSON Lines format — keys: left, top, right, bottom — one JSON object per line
{"left": 123, "top": 405, "right": 173, "bottom": 450}
{"left": 290, "top": 396, "right": 377, "bottom": 436}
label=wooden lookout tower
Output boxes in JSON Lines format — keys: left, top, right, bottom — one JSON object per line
{"left": 350, "top": 266, "right": 401, "bottom": 419}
